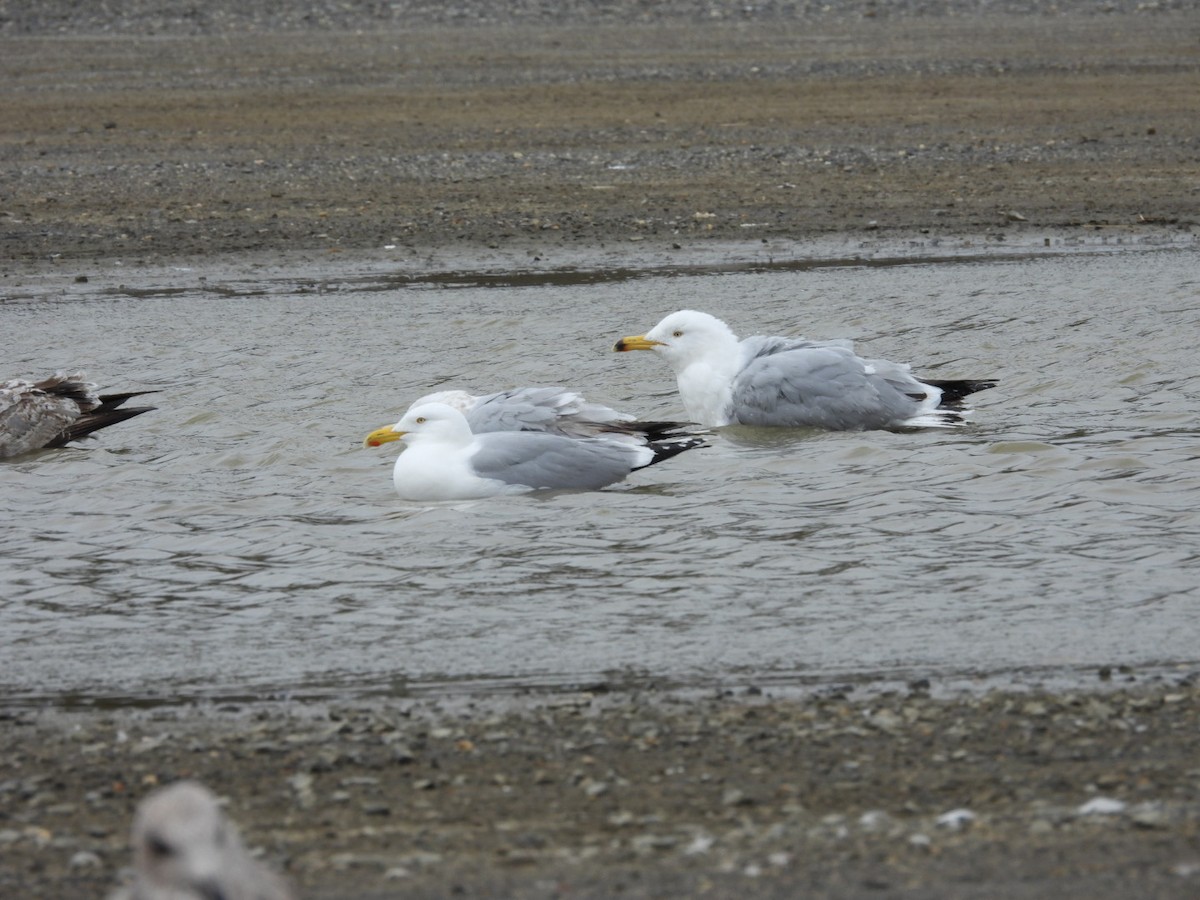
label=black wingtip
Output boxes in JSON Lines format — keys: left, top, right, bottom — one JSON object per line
{"left": 641, "top": 435, "right": 708, "bottom": 469}
{"left": 926, "top": 378, "right": 998, "bottom": 410}
{"left": 49, "top": 405, "right": 156, "bottom": 447}
{"left": 96, "top": 389, "right": 161, "bottom": 410}
{"left": 607, "top": 419, "right": 710, "bottom": 442}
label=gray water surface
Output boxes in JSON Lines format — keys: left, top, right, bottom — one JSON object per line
{"left": 3, "top": 241, "right": 1198, "bottom": 705}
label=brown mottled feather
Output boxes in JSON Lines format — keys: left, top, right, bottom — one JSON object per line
{"left": 0, "top": 372, "right": 156, "bottom": 458}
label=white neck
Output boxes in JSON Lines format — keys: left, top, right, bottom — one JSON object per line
{"left": 675, "top": 355, "right": 738, "bottom": 426}
{"left": 664, "top": 322, "right": 742, "bottom": 426}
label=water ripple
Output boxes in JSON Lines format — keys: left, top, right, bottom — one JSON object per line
{"left": 2, "top": 246, "right": 1198, "bottom": 703}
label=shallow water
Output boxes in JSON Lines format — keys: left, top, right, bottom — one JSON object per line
{"left": 2, "top": 240, "right": 1198, "bottom": 706}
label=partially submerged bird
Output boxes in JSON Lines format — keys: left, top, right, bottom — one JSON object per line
{"left": 364, "top": 401, "right": 706, "bottom": 500}
{"left": 615, "top": 310, "right": 996, "bottom": 430}
{"left": 410, "top": 384, "right": 657, "bottom": 439}
{"left": 110, "top": 781, "right": 294, "bottom": 900}
{"left": 0, "top": 371, "right": 156, "bottom": 458}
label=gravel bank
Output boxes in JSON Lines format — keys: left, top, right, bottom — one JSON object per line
{"left": 4, "top": 676, "right": 1200, "bottom": 899}
{"left": 2, "top": 1, "right": 1197, "bottom": 268}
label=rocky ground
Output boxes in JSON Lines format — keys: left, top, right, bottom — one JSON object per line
{"left": 1, "top": 1, "right": 1198, "bottom": 272}
{"left": 3, "top": 675, "right": 1200, "bottom": 899}
{"left": 2, "top": 1, "right": 1199, "bottom": 897}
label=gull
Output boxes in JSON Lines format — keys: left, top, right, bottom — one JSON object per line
{"left": 0, "top": 371, "right": 156, "bottom": 458}
{"left": 110, "top": 781, "right": 294, "bottom": 900}
{"left": 363, "top": 401, "right": 706, "bottom": 500}
{"left": 615, "top": 309, "right": 996, "bottom": 430}
{"left": 408, "top": 384, "right": 687, "bottom": 440}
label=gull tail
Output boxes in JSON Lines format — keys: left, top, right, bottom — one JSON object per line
{"left": 925, "top": 379, "right": 998, "bottom": 411}
{"left": 902, "top": 379, "right": 998, "bottom": 429}
{"left": 637, "top": 434, "right": 708, "bottom": 470}
{"left": 611, "top": 419, "right": 709, "bottom": 441}
{"left": 49, "top": 391, "right": 159, "bottom": 447}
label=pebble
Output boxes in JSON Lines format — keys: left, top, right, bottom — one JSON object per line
{"left": 288, "top": 773, "right": 316, "bottom": 810}
{"left": 858, "top": 810, "right": 893, "bottom": 831}
{"left": 1129, "top": 803, "right": 1170, "bottom": 829}
{"left": 936, "top": 808, "right": 977, "bottom": 830}
{"left": 68, "top": 850, "right": 102, "bottom": 870}
{"left": 1077, "top": 797, "right": 1126, "bottom": 816}
{"left": 722, "top": 787, "right": 753, "bottom": 807}
{"left": 582, "top": 780, "right": 609, "bottom": 798}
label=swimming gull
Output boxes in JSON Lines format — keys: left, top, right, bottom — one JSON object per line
{"left": 615, "top": 309, "right": 996, "bottom": 430}
{"left": 109, "top": 780, "right": 295, "bottom": 900}
{"left": 409, "top": 384, "right": 682, "bottom": 440}
{"left": 1, "top": 371, "right": 156, "bottom": 458}
{"left": 364, "top": 401, "right": 706, "bottom": 500}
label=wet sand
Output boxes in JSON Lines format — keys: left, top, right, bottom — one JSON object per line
{"left": 4, "top": 678, "right": 1200, "bottom": 899}
{"left": 2, "top": 2, "right": 1199, "bottom": 897}
{"left": 2, "top": 3, "right": 1198, "bottom": 270}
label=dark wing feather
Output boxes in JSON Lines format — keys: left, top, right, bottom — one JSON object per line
{"left": 0, "top": 373, "right": 156, "bottom": 457}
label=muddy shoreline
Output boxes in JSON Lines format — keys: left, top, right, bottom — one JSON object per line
{"left": 3, "top": 2, "right": 1200, "bottom": 897}
{"left": 3, "top": 4, "right": 1198, "bottom": 272}
{"left": 4, "top": 675, "right": 1200, "bottom": 899}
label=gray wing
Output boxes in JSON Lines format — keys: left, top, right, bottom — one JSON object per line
{"left": 469, "top": 431, "right": 643, "bottom": 490}
{"left": 741, "top": 334, "right": 856, "bottom": 358}
{"left": 0, "top": 374, "right": 94, "bottom": 458}
{"left": 732, "top": 342, "right": 921, "bottom": 430}
{"left": 466, "top": 386, "right": 632, "bottom": 437}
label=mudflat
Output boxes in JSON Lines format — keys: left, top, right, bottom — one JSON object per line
{"left": 2, "top": 3, "right": 1199, "bottom": 898}
{"left": 2, "top": 2, "right": 1197, "bottom": 268}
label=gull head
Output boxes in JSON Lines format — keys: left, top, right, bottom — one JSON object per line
{"left": 615, "top": 309, "right": 738, "bottom": 370}
{"left": 409, "top": 389, "right": 477, "bottom": 413}
{"left": 130, "top": 781, "right": 236, "bottom": 898}
{"left": 364, "top": 401, "right": 474, "bottom": 449}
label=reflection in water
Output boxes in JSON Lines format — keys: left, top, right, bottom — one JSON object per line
{"left": 2, "top": 244, "right": 1198, "bottom": 705}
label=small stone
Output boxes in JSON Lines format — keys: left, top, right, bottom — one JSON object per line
{"left": 288, "top": 773, "right": 316, "bottom": 810}
{"left": 867, "top": 709, "right": 903, "bottom": 732}
{"left": 1130, "top": 803, "right": 1170, "bottom": 829}
{"left": 859, "top": 810, "right": 893, "bottom": 831}
{"left": 722, "top": 787, "right": 753, "bottom": 807}
{"left": 396, "top": 850, "right": 442, "bottom": 869}
{"left": 630, "top": 833, "right": 678, "bottom": 853}
{"left": 69, "top": 850, "right": 102, "bottom": 869}
{"left": 935, "top": 808, "right": 976, "bottom": 830}
{"left": 583, "top": 780, "right": 609, "bottom": 798}
{"left": 1077, "top": 797, "right": 1126, "bottom": 816}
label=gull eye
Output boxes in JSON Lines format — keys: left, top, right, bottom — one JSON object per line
{"left": 672, "top": 330, "right": 683, "bottom": 338}
{"left": 415, "top": 416, "right": 426, "bottom": 424}
{"left": 146, "top": 834, "right": 174, "bottom": 859}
